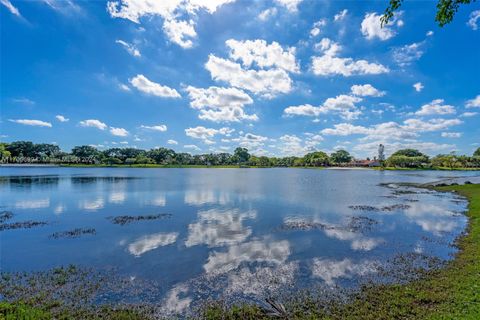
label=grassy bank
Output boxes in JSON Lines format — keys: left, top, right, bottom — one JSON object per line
{"left": 378, "top": 166, "right": 480, "bottom": 171}
{"left": 1, "top": 185, "right": 479, "bottom": 319}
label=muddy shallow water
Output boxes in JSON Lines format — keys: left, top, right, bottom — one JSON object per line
{"left": 1, "top": 167, "right": 479, "bottom": 315}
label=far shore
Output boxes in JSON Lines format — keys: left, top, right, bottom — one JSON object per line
{"left": 1, "top": 163, "right": 480, "bottom": 171}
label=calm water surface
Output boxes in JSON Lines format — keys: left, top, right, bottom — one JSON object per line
{"left": 1, "top": 167, "right": 479, "bottom": 314}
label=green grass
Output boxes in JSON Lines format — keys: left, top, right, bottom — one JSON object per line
{"left": 377, "top": 166, "right": 480, "bottom": 171}
{"left": 202, "top": 184, "right": 480, "bottom": 319}
{"left": 0, "top": 302, "right": 51, "bottom": 320}
{"left": 0, "top": 302, "right": 149, "bottom": 320}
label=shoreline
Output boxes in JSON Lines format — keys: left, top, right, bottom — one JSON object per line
{"left": 1, "top": 163, "right": 479, "bottom": 171}
{"left": 1, "top": 184, "right": 479, "bottom": 319}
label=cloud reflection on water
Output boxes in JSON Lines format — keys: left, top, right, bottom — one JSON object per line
{"left": 128, "top": 232, "right": 179, "bottom": 257}
{"left": 204, "top": 238, "right": 290, "bottom": 275}
{"left": 161, "top": 284, "right": 192, "bottom": 315}
{"left": 404, "top": 202, "right": 460, "bottom": 235}
{"left": 14, "top": 199, "right": 50, "bottom": 209}
{"left": 311, "top": 258, "right": 378, "bottom": 286}
{"left": 185, "top": 209, "right": 256, "bottom": 248}
{"left": 78, "top": 198, "right": 104, "bottom": 211}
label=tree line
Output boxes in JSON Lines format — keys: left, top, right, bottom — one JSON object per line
{"left": 1, "top": 141, "right": 479, "bottom": 169}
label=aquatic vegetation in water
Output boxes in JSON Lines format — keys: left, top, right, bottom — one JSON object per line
{"left": 280, "top": 218, "right": 329, "bottom": 231}
{"left": 347, "top": 216, "right": 379, "bottom": 232}
{"left": 348, "top": 205, "right": 381, "bottom": 212}
{"left": 381, "top": 204, "right": 411, "bottom": 211}
{"left": 107, "top": 213, "right": 172, "bottom": 225}
{"left": 0, "top": 210, "right": 13, "bottom": 223}
{"left": 49, "top": 228, "right": 97, "bottom": 239}
{"left": 0, "top": 220, "right": 48, "bottom": 231}
{"left": 348, "top": 204, "right": 411, "bottom": 212}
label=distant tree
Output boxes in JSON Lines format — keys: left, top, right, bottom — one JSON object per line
{"left": 304, "top": 151, "right": 330, "bottom": 166}
{"left": 248, "top": 155, "right": 259, "bottom": 166}
{"left": 71, "top": 145, "right": 100, "bottom": 159}
{"left": 431, "top": 154, "right": 464, "bottom": 168}
{"left": 330, "top": 150, "right": 352, "bottom": 164}
{"left": 387, "top": 149, "right": 430, "bottom": 168}
{"left": 391, "top": 149, "right": 427, "bottom": 158}
{"left": 293, "top": 157, "right": 306, "bottom": 167}
{"left": 216, "top": 153, "right": 233, "bottom": 165}
{"left": 103, "top": 157, "right": 122, "bottom": 165}
{"left": 120, "top": 148, "right": 144, "bottom": 160}
{"left": 382, "top": 0, "right": 475, "bottom": 27}
{"left": 387, "top": 155, "right": 429, "bottom": 168}
{"left": 233, "top": 147, "right": 250, "bottom": 164}
{"left": 35, "top": 143, "right": 61, "bottom": 157}
{"left": 173, "top": 152, "right": 193, "bottom": 165}
{"left": 147, "top": 148, "right": 175, "bottom": 164}
{"left": 277, "top": 156, "right": 297, "bottom": 167}
{"left": 258, "top": 156, "right": 271, "bottom": 167}
{"left": 134, "top": 155, "right": 155, "bottom": 164}
{"left": 474, "top": 147, "right": 480, "bottom": 157}
{"left": 378, "top": 144, "right": 385, "bottom": 162}
{"left": 0, "top": 143, "right": 11, "bottom": 159}
{"left": 6, "top": 141, "right": 36, "bottom": 157}
{"left": 103, "top": 148, "right": 123, "bottom": 160}
{"left": 103, "top": 148, "right": 144, "bottom": 162}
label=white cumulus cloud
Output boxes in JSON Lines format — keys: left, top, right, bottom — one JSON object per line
{"left": 184, "top": 144, "right": 201, "bottom": 151}
{"left": 258, "top": 7, "right": 277, "bottom": 21}
{"left": 467, "top": 10, "right": 480, "bottom": 30}
{"left": 1, "top": 0, "right": 21, "bottom": 17}
{"left": 141, "top": 124, "right": 168, "bottom": 132}
{"left": 441, "top": 132, "right": 462, "bottom": 138}
{"left": 415, "top": 99, "right": 456, "bottom": 116}
{"left": 55, "top": 115, "right": 69, "bottom": 122}
{"left": 311, "top": 38, "right": 388, "bottom": 77}
{"left": 310, "top": 19, "right": 327, "bottom": 37}
{"left": 186, "top": 85, "right": 257, "bottom": 122}
{"left": 413, "top": 82, "right": 424, "bottom": 92}
{"left": 275, "top": 0, "right": 302, "bottom": 12}
{"left": 393, "top": 42, "right": 425, "bottom": 66}
{"left": 361, "top": 12, "right": 402, "bottom": 41}
{"left": 466, "top": 95, "right": 480, "bottom": 108}
{"left": 205, "top": 54, "right": 292, "bottom": 97}
{"left": 115, "top": 39, "right": 141, "bottom": 57}
{"left": 226, "top": 39, "right": 299, "bottom": 73}
{"left": 334, "top": 9, "right": 348, "bottom": 21}
{"left": 79, "top": 119, "right": 108, "bottom": 130}
{"left": 351, "top": 84, "right": 385, "bottom": 97}
{"left": 284, "top": 94, "right": 363, "bottom": 120}
{"left": 107, "top": 0, "right": 234, "bottom": 49}
{"left": 129, "top": 74, "right": 181, "bottom": 98}
{"left": 110, "top": 127, "right": 129, "bottom": 137}
{"left": 9, "top": 119, "right": 52, "bottom": 127}
{"left": 185, "top": 126, "right": 234, "bottom": 144}
{"left": 163, "top": 18, "right": 196, "bottom": 48}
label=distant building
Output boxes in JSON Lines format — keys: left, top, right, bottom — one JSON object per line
{"left": 350, "top": 159, "right": 381, "bottom": 167}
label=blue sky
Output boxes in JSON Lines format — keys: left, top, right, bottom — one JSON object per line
{"left": 1, "top": 0, "right": 479, "bottom": 158}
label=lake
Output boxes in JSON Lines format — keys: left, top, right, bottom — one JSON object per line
{"left": 1, "top": 167, "right": 479, "bottom": 315}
